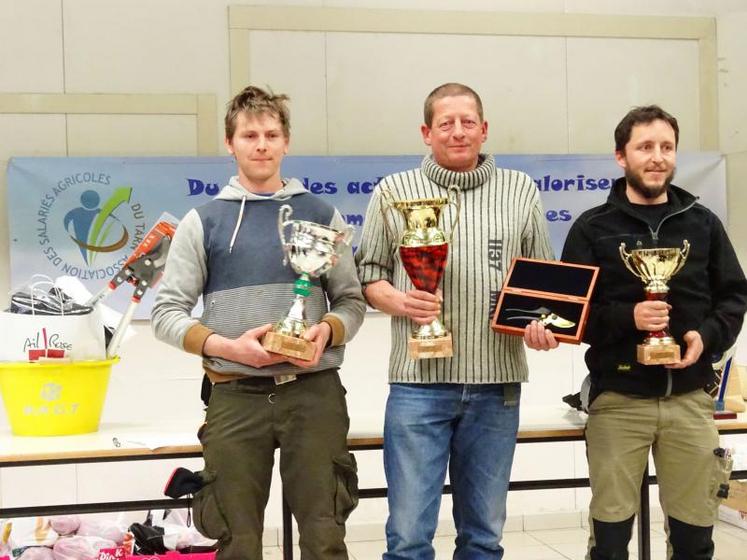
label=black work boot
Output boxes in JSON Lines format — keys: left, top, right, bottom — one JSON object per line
{"left": 668, "top": 516, "right": 714, "bottom": 560}
{"left": 590, "top": 516, "right": 635, "bottom": 560}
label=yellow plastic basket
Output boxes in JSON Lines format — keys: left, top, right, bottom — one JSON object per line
{"left": 0, "top": 358, "right": 117, "bottom": 436}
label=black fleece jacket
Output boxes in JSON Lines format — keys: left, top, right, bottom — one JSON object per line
{"left": 561, "top": 178, "right": 747, "bottom": 401}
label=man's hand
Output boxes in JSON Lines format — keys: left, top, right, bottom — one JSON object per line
{"left": 634, "top": 301, "right": 670, "bottom": 331}
{"left": 204, "top": 324, "right": 288, "bottom": 368}
{"left": 523, "top": 320, "right": 559, "bottom": 351}
{"left": 668, "top": 330, "right": 704, "bottom": 369}
{"left": 403, "top": 289, "right": 442, "bottom": 325}
{"left": 287, "top": 321, "right": 332, "bottom": 369}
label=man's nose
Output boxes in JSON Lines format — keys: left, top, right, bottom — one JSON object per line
{"left": 452, "top": 120, "right": 465, "bottom": 137}
{"left": 651, "top": 146, "right": 664, "bottom": 162}
{"left": 256, "top": 136, "right": 267, "bottom": 150}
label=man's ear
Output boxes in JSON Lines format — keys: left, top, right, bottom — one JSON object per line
{"left": 224, "top": 136, "right": 234, "bottom": 156}
{"left": 421, "top": 124, "right": 432, "bottom": 146}
{"left": 614, "top": 150, "right": 627, "bottom": 170}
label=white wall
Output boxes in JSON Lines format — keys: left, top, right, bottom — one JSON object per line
{"left": 1, "top": 0, "right": 747, "bottom": 538}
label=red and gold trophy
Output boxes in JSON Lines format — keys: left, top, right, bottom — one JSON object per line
{"left": 619, "top": 241, "right": 690, "bottom": 365}
{"left": 381, "top": 187, "right": 460, "bottom": 359}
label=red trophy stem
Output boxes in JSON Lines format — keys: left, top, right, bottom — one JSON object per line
{"left": 645, "top": 290, "right": 670, "bottom": 339}
{"left": 400, "top": 244, "right": 448, "bottom": 294}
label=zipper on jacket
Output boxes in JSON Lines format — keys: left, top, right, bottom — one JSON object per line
{"left": 655, "top": 201, "right": 695, "bottom": 397}
{"left": 611, "top": 192, "right": 697, "bottom": 244}
{"left": 650, "top": 200, "right": 697, "bottom": 243}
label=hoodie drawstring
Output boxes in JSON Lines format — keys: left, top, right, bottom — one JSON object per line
{"left": 229, "top": 195, "right": 246, "bottom": 254}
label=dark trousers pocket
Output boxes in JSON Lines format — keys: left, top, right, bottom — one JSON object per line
{"left": 333, "top": 452, "right": 359, "bottom": 524}
{"left": 193, "top": 471, "right": 231, "bottom": 542}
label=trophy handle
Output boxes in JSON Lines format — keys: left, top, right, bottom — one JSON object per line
{"left": 619, "top": 242, "right": 644, "bottom": 281}
{"left": 378, "top": 185, "right": 398, "bottom": 242}
{"left": 278, "top": 204, "right": 294, "bottom": 266}
{"left": 672, "top": 240, "right": 690, "bottom": 275}
{"left": 340, "top": 223, "right": 355, "bottom": 246}
{"left": 446, "top": 185, "right": 462, "bottom": 243}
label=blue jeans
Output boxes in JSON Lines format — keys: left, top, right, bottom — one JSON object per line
{"left": 383, "top": 382, "right": 521, "bottom": 560}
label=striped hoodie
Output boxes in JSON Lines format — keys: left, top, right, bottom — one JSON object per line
{"left": 152, "top": 176, "right": 366, "bottom": 379}
{"left": 356, "top": 154, "right": 554, "bottom": 384}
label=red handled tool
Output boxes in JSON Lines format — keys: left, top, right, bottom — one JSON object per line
{"left": 86, "top": 214, "right": 179, "bottom": 357}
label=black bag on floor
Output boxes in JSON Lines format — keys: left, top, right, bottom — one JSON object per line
{"left": 128, "top": 520, "right": 167, "bottom": 555}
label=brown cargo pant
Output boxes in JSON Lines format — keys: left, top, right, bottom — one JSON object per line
{"left": 192, "top": 369, "right": 359, "bottom": 560}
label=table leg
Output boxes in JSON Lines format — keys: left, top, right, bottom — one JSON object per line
{"left": 638, "top": 461, "right": 651, "bottom": 560}
{"left": 282, "top": 492, "right": 293, "bottom": 560}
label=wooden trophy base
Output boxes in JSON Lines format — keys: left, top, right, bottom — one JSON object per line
{"left": 262, "top": 331, "right": 315, "bottom": 361}
{"left": 408, "top": 333, "right": 453, "bottom": 360}
{"left": 637, "top": 342, "right": 680, "bottom": 365}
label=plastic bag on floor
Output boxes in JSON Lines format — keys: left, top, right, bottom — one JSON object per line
{"left": 17, "top": 547, "right": 54, "bottom": 560}
{"left": 77, "top": 520, "right": 125, "bottom": 546}
{"left": 53, "top": 535, "right": 116, "bottom": 560}
{"left": 160, "top": 510, "right": 215, "bottom": 551}
{"left": 7, "top": 518, "right": 58, "bottom": 549}
{"left": 48, "top": 517, "right": 80, "bottom": 537}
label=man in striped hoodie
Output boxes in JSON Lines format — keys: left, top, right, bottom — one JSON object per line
{"left": 356, "top": 83, "right": 557, "bottom": 559}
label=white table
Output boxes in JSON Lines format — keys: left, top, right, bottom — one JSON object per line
{"left": 1, "top": 408, "right": 745, "bottom": 560}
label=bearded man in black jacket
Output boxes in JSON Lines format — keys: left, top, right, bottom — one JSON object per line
{"left": 562, "top": 105, "right": 747, "bottom": 560}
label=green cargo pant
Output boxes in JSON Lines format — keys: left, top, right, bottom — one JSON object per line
{"left": 192, "top": 369, "right": 359, "bottom": 560}
{"left": 585, "top": 389, "right": 732, "bottom": 559}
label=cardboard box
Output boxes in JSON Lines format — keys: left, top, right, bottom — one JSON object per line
{"left": 719, "top": 480, "right": 747, "bottom": 531}
{"left": 723, "top": 480, "right": 747, "bottom": 512}
{"left": 491, "top": 257, "right": 599, "bottom": 344}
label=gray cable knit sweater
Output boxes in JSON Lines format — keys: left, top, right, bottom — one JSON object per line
{"left": 356, "top": 154, "right": 554, "bottom": 384}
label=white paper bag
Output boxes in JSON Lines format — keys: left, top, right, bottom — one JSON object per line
{"left": 0, "top": 307, "right": 106, "bottom": 362}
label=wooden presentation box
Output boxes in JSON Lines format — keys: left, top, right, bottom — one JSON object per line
{"left": 491, "top": 257, "right": 599, "bottom": 344}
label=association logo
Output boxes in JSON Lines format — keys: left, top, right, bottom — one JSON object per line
{"left": 63, "top": 187, "right": 133, "bottom": 265}
{"left": 36, "top": 172, "right": 147, "bottom": 280}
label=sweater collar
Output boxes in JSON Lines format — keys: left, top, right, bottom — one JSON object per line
{"left": 421, "top": 153, "right": 495, "bottom": 190}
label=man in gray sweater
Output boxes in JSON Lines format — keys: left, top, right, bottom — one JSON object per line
{"left": 152, "top": 85, "right": 365, "bottom": 559}
{"left": 356, "top": 83, "right": 557, "bottom": 559}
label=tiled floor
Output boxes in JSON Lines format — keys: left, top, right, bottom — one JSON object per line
{"left": 261, "top": 520, "right": 747, "bottom": 559}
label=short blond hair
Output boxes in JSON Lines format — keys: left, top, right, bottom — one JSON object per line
{"left": 225, "top": 85, "right": 290, "bottom": 139}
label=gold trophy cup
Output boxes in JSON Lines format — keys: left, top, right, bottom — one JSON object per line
{"left": 381, "top": 186, "right": 460, "bottom": 359}
{"left": 619, "top": 240, "right": 690, "bottom": 365}
{"left": 262, "top": 205, "right": 354, "bottom": 360}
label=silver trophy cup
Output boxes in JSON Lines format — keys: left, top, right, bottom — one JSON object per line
{"left": 261, "top": 204, "right": 354, "bottom": 360}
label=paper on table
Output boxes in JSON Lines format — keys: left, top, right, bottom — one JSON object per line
{"left": 111, "top": 432, "right": 199, "bottom": 450}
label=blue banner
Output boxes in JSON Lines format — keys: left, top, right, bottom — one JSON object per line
{"left": 7, "top": 154, "right": 725, "bottom": 318}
